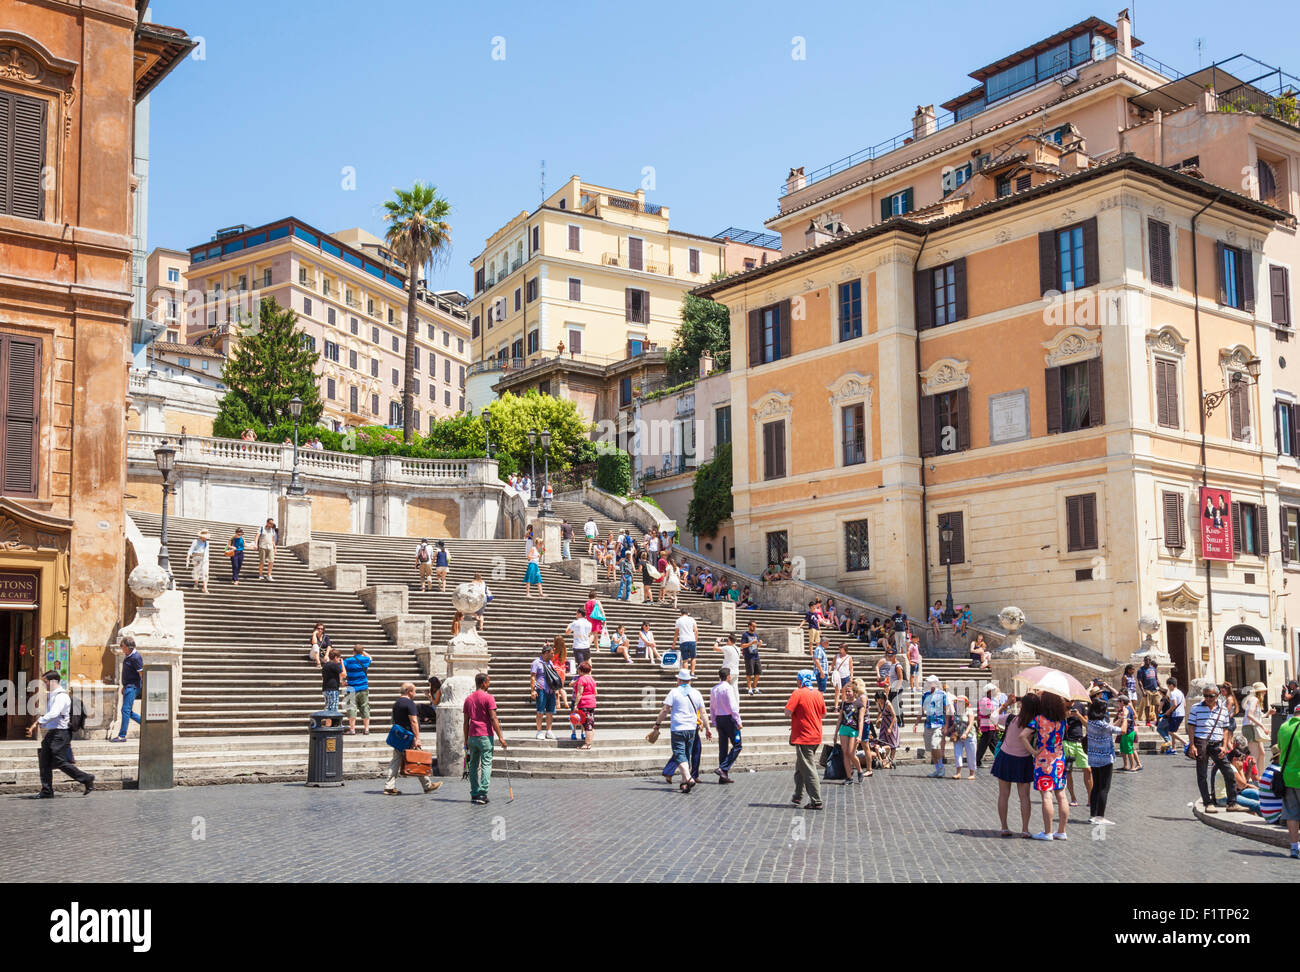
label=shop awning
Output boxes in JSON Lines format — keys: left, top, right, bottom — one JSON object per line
{"left": 1227, "top": 644, "right": 1290, "bottom": 663}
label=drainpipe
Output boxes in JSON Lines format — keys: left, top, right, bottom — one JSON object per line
{"left": 912, "top": 227, "right": 933, "bottom": 616}
{"left": 1191, "top": 192, "right": 1222, "bottom": 682}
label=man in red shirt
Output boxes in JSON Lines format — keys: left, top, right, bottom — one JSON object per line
{"left": 463, "top": 673, "right": 508, "bottom": 805}
{"left": 786, "top": 670, "right": 827, "bottom": 810}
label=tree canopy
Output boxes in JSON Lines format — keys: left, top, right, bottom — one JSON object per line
{"left": 213, "top": 297, "right": 323, "bottom": 436}
{"left": 664, "top": 289, "right": 731, "bottom": 385}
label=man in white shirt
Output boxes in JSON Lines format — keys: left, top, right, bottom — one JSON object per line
{"left": 674, "top": 608, "right": 700, "bottom": 676}
{"left": 584, "top": 518, "right": 598, "bottom": 553}
{"left": 651, "top": 670, "right": 712, "bottom": 791}
{"left": 566, "top": 608, "right": 594, "bottom": 668}
{"left": 712, "top": 633, "right": 741, "bottom": 680}
{"left": 709, "top": 666, "right": 743, "bottom": 783}
{"left": 27, "top": 670, "right": 94, "bottom": 797}
{"left": 1164, "top": 678, "right": 1187, "bottom": 753}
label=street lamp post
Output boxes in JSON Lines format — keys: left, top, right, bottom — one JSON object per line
{"left": 940, "top": 523, "right": 955, "bottom": 623}
{"left": 527, "top": 428, "right": 538, "bottom": 506}
{"left": 482, "top": 407, "right": 492, "bottom": 459}
{"left": 154, "top": 441, "right": 176, "bottom": 588}
{"left": 287, "top": 395, "right": 305, "bottom": 496}
{"left": 540, "top": 429, "right": 552, "bottom": 516}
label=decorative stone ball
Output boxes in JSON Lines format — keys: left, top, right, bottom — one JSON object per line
{"left": 451, "top": 582, "right": 486, "bottom": 616}
{"left": 127, "top": 563, "right": 170, "bottom": 602}
{"left": 1137, "top": 615, "right": 1160, "bottom": 636}
{"left": 997, "top": 606, "right": 1026, "bottom": 634}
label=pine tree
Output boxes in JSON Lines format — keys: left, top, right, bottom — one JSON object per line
{"left": 214, "top": 297, "right": 323, "bottom": 434}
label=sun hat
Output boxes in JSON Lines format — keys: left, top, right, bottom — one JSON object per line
{"left": 1250, "top": 681, "right": 1267, "bottom": 693}
{"left": 675, "top": 669, "right": 693, "bottom": 681}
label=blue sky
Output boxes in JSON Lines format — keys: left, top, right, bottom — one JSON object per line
{"left": 146, "top": 0, "right": 1293, "bottom": 293}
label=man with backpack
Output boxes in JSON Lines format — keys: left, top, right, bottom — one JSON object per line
{"left": 415, "top": 538, "right": 434, "bottom": 591}
{"left": 916, "top": 675, "right": 952, "bottom": 779}
{"left": 27, "top": 669, "right": 94, "bottom": 797}
{"left": 975, "top": 683, "right": 1001, "bottom": 768}
{"left": 530, "top": 642, "right": 562, "bottom": 739}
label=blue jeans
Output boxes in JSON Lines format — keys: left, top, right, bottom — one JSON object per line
{"left": 717, "top": 715, "right": 742, "bottom": 773}
{"left": 1237, "top": 788, "right": 1260, "bottom": 813}
{"left": 323, "top": 690, "right": 339, "bottom": 711}
{"left": 118, "top": 683, "right": 141, "bottom": 738}
{"left": 618, "top": 574, "right": 631, "bottom": 600}
{"left": 231, "top": 550, "right": 245, "bottom": 582}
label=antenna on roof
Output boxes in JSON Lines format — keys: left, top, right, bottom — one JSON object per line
{"left": 540, "top": 160, "right": 546, "bottom": 201}
{"left": 1196, "top": 37, "right": 1204, "bottom": 68}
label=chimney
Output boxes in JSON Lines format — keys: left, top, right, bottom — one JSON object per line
{"left": 699, "top": 350, "right": 714, "bottom": 378}
{"left": 913, "top": 105, "right": 937, "bottom": 140}
{"left": 785, "top": 167, "right": 806, "bottom": 194}
{"left": 1116, "top": 9, "right": 1132, "bottom": 57}
{"left": 805, "top": 219, "right": 834, "bottom": 249}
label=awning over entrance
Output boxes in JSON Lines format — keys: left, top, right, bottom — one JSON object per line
{"left": 1222, "top": 624, "right": 1288, "bottom": 662}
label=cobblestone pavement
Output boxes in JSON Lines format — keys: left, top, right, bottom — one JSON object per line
{"left": 1, "top": 755, "right": 1293, "bottom": 882}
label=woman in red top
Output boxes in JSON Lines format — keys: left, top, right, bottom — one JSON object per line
{"left": 572, "top": 660, "right": 597, "bottom": 750}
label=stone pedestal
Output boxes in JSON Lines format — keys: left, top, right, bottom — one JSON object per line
{"left": 691, "top": 600, "right": 736, "bottom": 631}
{"left": 435, "top": 582, "right": 492, "bottom": 777}
{"left": 359, "top": 584, "right": 408, "bottom": 620}
{"left": 1130, "top": 616, "right": 1172, "bottom": 695}
{"left": 318, "top": 563, "right": 367, "bottom": 592}
{"left": 537, "top": 516, "right": 563, "bottom": 565}
{"left": 117, "top": 564, "right": 184, "bottom": 738}
{"left": 764, "top": 626, "right": 805, "bottom": 654}
{"left": 990, "top": 606, "right": 1037, "bottom": 696}
{"left": 292, "top": 540, "right": 336, "bottom": 570}
{"left": 555, "top": 558, "right": 597, "bottom": 586}
{"left": 278, "top": 494, "right": 312, "bottom": 547}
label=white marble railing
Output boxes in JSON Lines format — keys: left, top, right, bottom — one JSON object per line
{"left": 396, "top": 458, "right": 469, "bottom": 481}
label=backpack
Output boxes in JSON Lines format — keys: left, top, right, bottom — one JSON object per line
{"left": 417, "top": 546, "right": 430, "bottom": 563}
{"left": 823, "top": 744, "right": 846, "bottom": 781}
{"left": 922, "top": 690, "right": 948, "bottom": 727}
{"left": 68, "top": 694, "right": 86, "bottom": 733}
{"left": 542, "top": 661, "right": 563, "bottom": 691}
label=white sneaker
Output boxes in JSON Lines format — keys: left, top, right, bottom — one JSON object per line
{"left": 544, "top": 732, "right": 555, "bottom": 740}
{"left": 1031, "top": 832, "right": 1053, "bottom": 841}
{"left": 1052, "top": 832, "right": 1069, "bottom": 840}
{"left": 535, "top": 731, "right": 545, "bottom": 740}
{"left": 1096, "top": 817, "right": 1116, "bottom": 827}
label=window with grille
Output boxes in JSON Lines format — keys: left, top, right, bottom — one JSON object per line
{"left": 844, "top": 520, "right": 869, "bottom": 571}
{"left": 765, "top": 531, "right": 788, "bottom": 568}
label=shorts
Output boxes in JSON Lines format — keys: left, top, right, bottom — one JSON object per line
{"left": 1282, "top": 787, "right": 1300, "bottom": 823}
{"left": 670, "top": 729, "right": 695, "bottom": 766}
{"left": 1062, "top": 739, "right": 1087, "bottom": 766}
{"left": 809, "top": 628, "right": 821, "bottom": 646}
{"left": 679, "top": 641, "right": 697, "bottom": 660}
{"left": 838, "top": 725, "right": 859, "bottom": 739}
{"left": 1167, "top": 715, "right": 1184, "bottom": 733}
{"left": 745, "top": 656, "right": 762, "bottom": 677}
{"left": 535, "top": 690, "right": 556, "bottom": 714}
{"left": 1119, "top": 732, "right": 1136, "bottom": 755}
{"left": 1242, "top": 725, "right": 1258, "bottom": 743}
{"left": 991, "top": 750, "right": 1035, "bottom": 784}
{"left": 418, "top": 563, "right": 433, "bottom": 581}
{"left": 345, "top": 689, "right": 370, "bottom": 719}
{"left": 575, "top": 707, "right": 596, "bottom": 732}
{"left": 436, "top": 566, "right": 448, "bottom": 579}
{"left": 923, "top": 726, "right": 945, "bottom": 751}
{"left": 573, "top": 647, "right": 589, "bottom": 667}
{"left": 839, "top": 676, "right": 851, "bottom": 688}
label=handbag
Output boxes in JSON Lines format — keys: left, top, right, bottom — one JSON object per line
{"left": 401, "top": 749, "right": 433, "bottom": 777}
{"left": 598, "top": 630, "right": 611, "bottom": 649}
{"left": 386, "top": 723, "right": 415, "bottom": 751}
{"left": 543, "top": 661, "right": 563, "bottom": 691}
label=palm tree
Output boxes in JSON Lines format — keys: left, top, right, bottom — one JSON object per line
{"left": 383, "top": 182, "right": 452, "bottom": 443}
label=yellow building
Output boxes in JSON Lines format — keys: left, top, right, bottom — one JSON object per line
{"left": 464, "top": 177, "right": 777, "bottom": 419}
{"left": 182, "top": 219, "right": 472, "bottom": 432}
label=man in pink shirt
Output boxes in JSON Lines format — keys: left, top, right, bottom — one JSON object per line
{"left": 709, "top": 666, "right": 743, "bottom": 783}
{"left": 463, "top": 673, "right": 508, "bottom": 805}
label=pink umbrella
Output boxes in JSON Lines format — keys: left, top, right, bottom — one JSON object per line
{"left": 1016, "top": 666, "right": 1090, "bottom": 702}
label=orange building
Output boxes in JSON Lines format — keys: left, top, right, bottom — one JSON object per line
{"left": 0, "top": 1, "right": 191, "bottom": 733}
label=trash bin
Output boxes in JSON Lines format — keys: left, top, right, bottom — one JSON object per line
{"left": 307, "top": 709, "right": 345, "bottom": 787}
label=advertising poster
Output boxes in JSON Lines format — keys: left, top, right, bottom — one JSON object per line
{"left": 1199, "top": 486, "right": 1234, "bottom": 561}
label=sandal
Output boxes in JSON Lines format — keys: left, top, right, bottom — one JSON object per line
{"left": 1000, "top": 830, "right": 1013, "bottom": 838}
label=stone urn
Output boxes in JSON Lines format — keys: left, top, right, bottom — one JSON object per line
{"left": 993, "top": 606, "right": 1033, "bottom": 659}
{"left": 120, "top": 563, "right": 175, "bottom": 646}
{"left": 436, "top": 582, "right": 492, "bottom": 777}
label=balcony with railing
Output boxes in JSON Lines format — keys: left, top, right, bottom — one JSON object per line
{"left": 468, "top": 344, "right": 663, "bottom": 380}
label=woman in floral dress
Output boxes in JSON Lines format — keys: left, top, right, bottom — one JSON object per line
{"left": 1020, "top": 689, "right": 1070, "bottom": 841}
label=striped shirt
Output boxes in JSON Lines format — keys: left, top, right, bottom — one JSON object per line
{"left": 1258, "top": 765, "right": 1283, "bottom": 822}
{"left": 1187, "top": 701, "right": 1231, "bottom": 741}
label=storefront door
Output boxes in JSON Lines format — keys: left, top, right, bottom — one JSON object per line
{"left": 1, "top": 608, "right": 36, "bottom": 739}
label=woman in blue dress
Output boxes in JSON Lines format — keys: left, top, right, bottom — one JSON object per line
{"left": 523, "top": 538, "right": 546, "bottom": 598}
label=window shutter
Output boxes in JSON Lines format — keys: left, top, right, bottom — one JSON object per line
{"left": 1038, "top": 231, "right": 1057, "bottom": 295}
{"left": 748, "top": 310, "right": 761, "bottom": 367}
{"left": 568, "top": 225, "right": 579, "bottom": 250}
{"left": 2, "top": 336, "right": 40, "bottom": 495}
{"left": 628, "top": 237, "right": 643, "bottom": 271}
{"left": 762, "top": 422, "right": 774, "bottom": 480}
{"left": 881, "top": 197, "right": 890, "bottom": 222}
{"left": 778, "top": 299, "right": 792, "bottom": 359}
{"left": 9, "top": 93, "right": 47, "bottom": 220}
{"left": 1149, "top": 219, "right": 1172, "bottom": 287}
{"left": 1216, "top": 242, "right": 1228, "bottom": 304}
{"left": 1271, "top": 266, "right": 1291, "bottom": 326}
{"left": 0, "top": 94, "right": 9, "bottom": 216}
{"left": 902, "top": 188, "right": 913, "bottom": 213}
{"left": 1283, "top": 507, "right": 1292, "bottom": 564}
{"left": 953, "top": 257, "right": 968, "bottom": 322}
{"left": 1045, "top": 366, "right": 1063, "bottom": 434}
{"left": 919, "top": 396, "right": 937, "bottom": 457}
{"left": 1155, "top": 358, "right": 1176, "bottom": 427}
{"left": 1241, "top": 249, "right": 1255, "bottom": 314}
{"left": 625, "top": 287, "right": 633, "bottom": 322}
{"left": 1231, "top": 501, "right": 1243, "bottom": 555}
{"left": 1258, "top": 504, "right": 1270, "bottom": 555}
{"left": 1229, "top": 382, "right": 1247, "bottom": 440}
{"left": 532, "top": 225, "right": 539, "bottom": 251}
{"left": 942, "top": 513, "right": 965, "bottom": 564}
{"left": 1162, "top": 491, "right": 1185, "bottom": 548}
{"left": 913, "top": 269, "right": 933, "bottom": 330}
{"left": 1088, "top": 357, "right": 1105, "bottom": 426}
{"left": 1081, "top": 494, "right": 1098, "bottom": 549}
{"left": 1081, "top": 217, "right": 1099, "bottom": 287}
{"left": 956, "top": 388, "right": 971, "bottom": 451}
{"left": 1290, "top": 404, "right": 1300, "bottom": 456}
{"left": 773, "top": 420, "right": 786, "bottom": 478}
{"left": 1066, "top": 496, "right": 1082, "bottom": 550}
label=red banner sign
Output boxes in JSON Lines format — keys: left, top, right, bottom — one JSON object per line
{"left": 1199, "top": 487, "right": 1234, "bottom": 561}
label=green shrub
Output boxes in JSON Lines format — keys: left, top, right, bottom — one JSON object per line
{"left": 595, "top": 448, "right": 632, "bottom": 495}
{"left": 686, "top": 442, "right": 733, "bottom": 537}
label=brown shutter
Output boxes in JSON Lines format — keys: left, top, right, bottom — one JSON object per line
{"left": 1271, "top": 266, "right": 1291, "bottom": 326}
{"left": 1162, "top": 491, "right": 1185, "bottom": 549}
{"left": 919, "top": 395, "right": 937, "bottom": 457}
{"left": 9, "top": 93, "right": 47, "bottom": 220}
{"left": 1088, "top": 356, "right": 1105, "bottom": 426}
{"left": 914, "top": 268, "right": 933, "bottom": 330}
{"left": 1081, "top": 494, "right": 1098, "bottom": 549}
{"left": 775, "top": 420, "right": 787, "bottom": 478}
{"left": 942, "top": 512, "right": 965, "bottom": 564}
{"left": 1231, "top": 501, "right": 1243, "bottom": 555}
{"left": 1, "top": 336, "right": 40, "bottom": 495}
{"left": 1241, "top": 249, "right": 1255, "bottom": 314}
{"left": 1081, "top": 217, "right": 1099, "bottom": 288}
{"left": 1066, "top": 496, "right": 1082, "bottom": 550}
{"left": 1216, "top": 242, "right": 1228, "bottom": 304}
{"left": 748, "top": 309, "right": 761, "bottom": 367}
{"left": 0, "top": 94, "right": 9, "bottom": 216}
{"left": 778, "top": 299, "right": 792, "bottom": 360}
{"left": 568, "top": 225, "right": 579, "bottom": 250}
{"left": 628, "top": 237, "right": 643, "bottom": 271}
{"left": 1258, "top": 504, "right": 1270, "bottom": 555}
{"left": 1039, "top": 231, "right": 1057, "bottom": 295}
{"left": 1291, "top": 403, "right": 1300, "bottom": 456}
{"left": 1045, "top": 366, "right": 1063, "bottom": 434}
{"left": 953, "top": 257, "right": 968, "bottom": 322}
{"left": 956, "top": 388, "right": 971, "bottom": 451}
{"left": 1229, "top": 382, "right": 1247, "bottom": 440}
{"left": 1156, "top": 358, "right": 1177, "bottom": 427}
{"left": 625, "top": 287, "right": 633, "bottom": 322}
{"left": 1149, "top": 218, "right": 1172, "bottom": 287}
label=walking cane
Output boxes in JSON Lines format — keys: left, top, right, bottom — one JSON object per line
{"left": 504, "top": 757, "right": 515, "bottom": 802}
